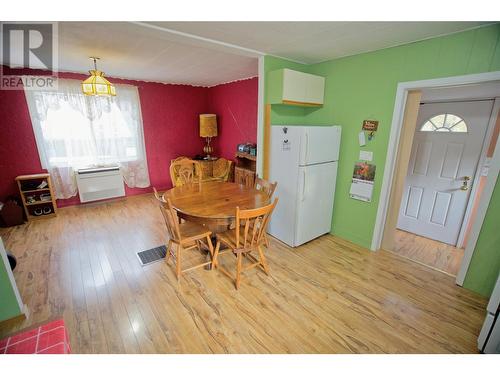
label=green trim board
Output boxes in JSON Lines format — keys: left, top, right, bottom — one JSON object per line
{"left": 0, "top": 238, "right": 24, "bottom": 322}
{"left": 263, "top": 23, "right": 500, "bottom": 297}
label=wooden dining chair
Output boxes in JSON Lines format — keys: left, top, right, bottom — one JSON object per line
{"left": 170, "top": 158, "right": 202, "bottom": 187}
{"left": 212, "top": 158, "right": 233, "bottom": 182}
{"left": 212, "top": 198, "right": 278, "bottom": 289}
{"left": 253, "top": 175, "right": 277, "bottom": 247}
{"left": 153, "top": 191, "right": 214, "bottom": 280}
{"left": 254, "top": 175, "right": 277, "bottom": 199}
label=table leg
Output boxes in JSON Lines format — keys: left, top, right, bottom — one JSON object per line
{"left": 203, "top": 226, "right": 232, "bottom": 270}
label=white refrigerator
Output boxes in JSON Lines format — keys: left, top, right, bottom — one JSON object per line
{"left": 478, "top": 275, "right": 500, "bottom": 353}
{"left": 268, "top": 125, "right": 341, "bottom": 247}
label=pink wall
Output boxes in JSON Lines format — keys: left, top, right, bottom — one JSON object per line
{"left": 0, "top": 68, "right": 258, "bottom": 208}
{"left": 0, "top": 83, "right": 44, "bottom": 199}
{"left": 0, "top": 66, "right": 207, "bottom": 206}
{"left": 207, "top": 77, "right": 258, "bottom": 160}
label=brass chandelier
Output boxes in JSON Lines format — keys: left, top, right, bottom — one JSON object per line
{"left": 81, "top": 57, "right": 116, "bottom": 96}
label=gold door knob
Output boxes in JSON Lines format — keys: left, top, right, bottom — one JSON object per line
{"left": 461, "top": 176, "right": 470, "bottom": 191}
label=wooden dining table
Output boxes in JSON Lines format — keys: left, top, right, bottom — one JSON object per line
{"left": 164, "top": 181, "right": 270, "bottom": 270}
{"left": 164, "top": 181, "right": 270, "bottom": 233}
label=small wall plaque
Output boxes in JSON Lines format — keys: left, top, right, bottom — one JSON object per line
{"left": 362, "top": 120, "right": 379, "bottom": 131}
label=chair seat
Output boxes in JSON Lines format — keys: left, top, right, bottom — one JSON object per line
{"left": 179, "top": 221, "right": 211, "bottom": 243}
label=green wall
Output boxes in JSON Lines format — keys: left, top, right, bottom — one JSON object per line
{"left": 0, "top": 239, "right": 23, "bottom": 322}
{"left": 463, "top": 177, "right": 500, "bottom": 296}
{"left": 264, "top": 23, "right": 500, "bottom": 296}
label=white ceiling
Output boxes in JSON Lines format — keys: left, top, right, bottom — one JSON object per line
{"left": 152, "top": 21, "right": 491, "bottom": 64}
{"left": 3, "top": 21, "right": 492, "bottom": 86}
{"left": 4, "top": 22, "right": 259, "bottom": 87}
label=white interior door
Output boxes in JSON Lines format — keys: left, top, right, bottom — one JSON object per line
{"left": 397, "top": 100, "right": 493, "bottom": 246}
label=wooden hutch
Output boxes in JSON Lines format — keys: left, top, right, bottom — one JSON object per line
{"left": 234, "top": 152, "right": 256, "bottom": 188}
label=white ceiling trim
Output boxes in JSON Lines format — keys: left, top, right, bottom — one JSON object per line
{"left": 16, "top": 68, "right": 255, "bottom": 89}
{"left": 132, "top": 21, "right": 308, "bottom": 65}
{"left": 15, "top": 66, "right": 213, "bottom": 88}
{"left": 132, "top": 22, "right": 264, "bottom": 58}
{"left": 207, "top": 75, "right": 258, "bottom": 88}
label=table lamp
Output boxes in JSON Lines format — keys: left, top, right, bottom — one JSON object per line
{"left": 199, "top": 114, "right": 218, "bottom": 160}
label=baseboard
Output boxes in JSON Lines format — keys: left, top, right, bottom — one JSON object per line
{"left": 0, "top": 309, "right": 28, "bottom": 330}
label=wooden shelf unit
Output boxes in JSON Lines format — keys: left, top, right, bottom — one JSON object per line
{"left": 235, "top": 151, "right": 256, "bottom": 161}
{"left": 20, "top": 188, "right": 51, "bottom": 194}
{"left": 16, "top": 173, "right": 58, "bottom": 221}
{"left": 234, "top": 152, "right": 256, "bottom": 188}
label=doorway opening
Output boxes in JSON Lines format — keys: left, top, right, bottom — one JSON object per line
{"left": 372, "top": 75, "right": 500, "bottom": 283}
{"left": 389, "top": 97, "right": 498, "bottom": 276}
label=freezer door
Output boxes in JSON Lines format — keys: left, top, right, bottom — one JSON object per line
{"left": 294, "top": 162, "right": 337, "bottom": 246}
{"left": 268, "top": 126, "right": 301, "bottom": 247}
{"left": 299, "top": 126, "right": 341, "bottom": 166}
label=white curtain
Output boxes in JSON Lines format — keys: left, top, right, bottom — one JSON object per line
{"left": 24, "top": 78, "right": 150, "bottom": 199}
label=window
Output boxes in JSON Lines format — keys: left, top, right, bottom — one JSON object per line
{"left": 24, "top": 78, "right": 150, "bottom": 199}
{"left": 420, "top": 113, "right": 468, "bottom": 133}
{"left": 41, "top": 100, "right": 137, "bottom": 166}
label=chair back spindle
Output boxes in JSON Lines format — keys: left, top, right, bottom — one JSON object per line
{"left": 254, "top": 175, "right": 277, "bottom": 199}
{"left": 170, "top": 159, "right": 202, "bottom": 187}
{"left": 153, "top": 188, "right": 182, "bottom": 242}
{"left": 162, "top": 198, "right": 182, "bottom": 242}
{"left": 235, "top": 199, "right": 278, "bottom": 252}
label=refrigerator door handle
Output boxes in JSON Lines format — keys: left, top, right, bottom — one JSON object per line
{"left": 301, "top": 169, "right": 306, "bottom": 201}
{"left": 304, "top": 132, "right": 309, "bottom": 165}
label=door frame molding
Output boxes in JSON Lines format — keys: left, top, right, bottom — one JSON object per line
{"left": 456, "top": 98, "right": 499, "bottom": 248}
{"left": 257, "top": 56, "right": 265, "bottom": 177}
{"left": 370, "top": 71, "right": 500, "bottom": 286}
{"left": 456, "top": 116, "right": 500, "bottom": 284}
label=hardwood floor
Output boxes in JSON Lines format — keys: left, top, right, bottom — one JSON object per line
{"left": 0, "top": 194, "right": 486, "bottom": 353}
{"left": 391, "top": 229, "right": 465, "bottom": 276}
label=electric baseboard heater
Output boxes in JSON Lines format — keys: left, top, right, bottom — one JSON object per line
{"left": 76, "top": 166, "right": 125, "bottom": 203}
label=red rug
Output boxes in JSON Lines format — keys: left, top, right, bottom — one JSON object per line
{"left": 0, "top": 319, "right": 71, "bottom": 354}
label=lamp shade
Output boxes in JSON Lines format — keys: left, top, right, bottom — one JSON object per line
{"left": 81, "top": 70, "right": 116, "bottom": 96}
{"left": 199, "top": 114, "right": 218, "bottom": 137}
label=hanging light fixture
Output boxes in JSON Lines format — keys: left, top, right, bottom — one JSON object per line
{"left": 81, "top": 57, "right": 116, "bottom": 96}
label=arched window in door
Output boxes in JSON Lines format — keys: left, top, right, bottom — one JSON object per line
{"left": 420, "top": 114, "right": 468, "bottom": 132}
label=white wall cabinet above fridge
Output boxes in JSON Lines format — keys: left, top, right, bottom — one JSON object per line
{"left": 268, "top": 68, "right": 325, "bottom": 106}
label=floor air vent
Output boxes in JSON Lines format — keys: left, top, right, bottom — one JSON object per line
{"left": 137, "top": 245, "right": 167, "bottom": 266}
